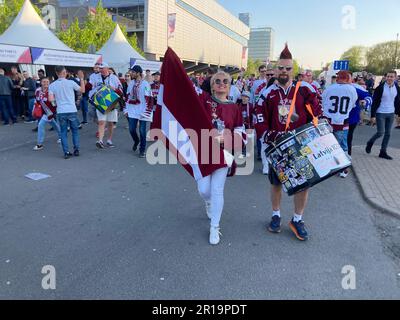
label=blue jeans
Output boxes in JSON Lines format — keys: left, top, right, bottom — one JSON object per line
{"left": 334, "top": 130, "right": 349, "bottom": 153}
{"left": 58, "top": 112, "right": 80, "bottom": 154}
{"left": 128, "top": 117, "right": 147, "bottom": 153}
{"left": 0, "top": 95, "right": 16, "bottom": 124}
{"left": 28, "top": 98, "right": 35, "bottom": 121}
{"left": 80, "top": 96, "right": 89, "bottom": 123}
{"left": 38, "top": 117, "right": 61, "bottom": 145}
{"left": 368, "top": 113, "right": 395, "bottom": 152}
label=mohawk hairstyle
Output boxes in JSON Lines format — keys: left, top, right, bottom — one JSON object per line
{"left": 280, "top": 43, "right": 293, "bottom": 60}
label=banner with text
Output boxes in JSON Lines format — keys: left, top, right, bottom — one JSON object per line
{"left": 31, "top": 48, "right": 102, "bottom": 67}
{"left": 130, "top": 59, "right": 162, "bottom": 73}
{"left": 0, "top": 44, "right": 32, "bottom": 64}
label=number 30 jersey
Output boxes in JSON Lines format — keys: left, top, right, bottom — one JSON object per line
{"left": 322, "top": 83, "right": 358, "bottom": 130}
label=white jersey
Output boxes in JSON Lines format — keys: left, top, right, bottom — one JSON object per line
{"left": 89, "top": 73, "right": 122, "bottom": 98}
{"left": 322, "top": 83, "right": 358, "bottom": 125}
{"left": 250, "top": 78, "right": 267, "bottom": 104}
{"left": 228, "top": 85, "right": 241, "bottom": 103}
{"left": 124, "top": 79, "right": 153, "bottom": 121}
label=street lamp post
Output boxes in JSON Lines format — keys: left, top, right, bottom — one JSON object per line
{"left": 395, "top": 33, "right": 399, "bottom": 69}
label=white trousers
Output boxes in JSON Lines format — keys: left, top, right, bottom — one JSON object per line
{"left": 260, "top": 139, "right": 269, "bottom": 173}
{"left": 197, "top": 167, "right": 229, "bottom": 227}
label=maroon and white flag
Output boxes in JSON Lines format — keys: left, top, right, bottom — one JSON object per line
{"left": 157, "top": 48, "right": 227, "bottom": 181}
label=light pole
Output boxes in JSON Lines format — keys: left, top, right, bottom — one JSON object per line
{"left": 395, "top": 33, "right": 399, "bottom": 69}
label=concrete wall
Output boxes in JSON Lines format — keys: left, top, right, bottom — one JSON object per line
{"left": 145, "top": 0, "right": 249, "bottom": 68}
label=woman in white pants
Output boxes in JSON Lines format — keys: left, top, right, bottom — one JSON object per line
{"left": 197, "top": 71, "right": 245, "bottom": 245}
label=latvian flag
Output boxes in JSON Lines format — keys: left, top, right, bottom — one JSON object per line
{"left": 157, "top": 48, "right": 228, "bottom": 181}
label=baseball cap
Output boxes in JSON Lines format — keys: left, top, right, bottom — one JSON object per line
{"left": 130, "top": 65, "right": 143, "bottom": 73}
{"left": 152, "top": 71, "right": 160, "bottom": 76}
{"left": 241, "top": 91, "right": 251, "bottom": 98}
{"left": 99, "top": 62, "right": 109, "bottom": 68}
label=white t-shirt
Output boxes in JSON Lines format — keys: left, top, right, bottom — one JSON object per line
{"left": 124, "top": 79, "right": 152, "bottom": 121}
{"left": 377, "top": 83, "right": 397, "bottom": 114}
{"left": 49, "top": 78, "right": 81, "bottom": 114}
{"left": 228, "top": 85, "right": 241, "bottom": 103}
{"left": 89, "top": 73, "right": 122, "bottom": 98}
{"left": 322, "top": 83, "right": 358, "bottom": 125}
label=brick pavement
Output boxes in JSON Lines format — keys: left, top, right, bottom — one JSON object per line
{"left": 352, "top": 145, "right": 400, "bottom": 218}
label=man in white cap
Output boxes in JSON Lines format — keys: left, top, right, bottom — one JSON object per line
{"left": 89, "top": 62, "right": 123, "bottom": 149}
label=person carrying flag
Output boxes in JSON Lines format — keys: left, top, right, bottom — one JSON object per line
{"left": 157, "top": 48, "right": 244, "bottom": 246}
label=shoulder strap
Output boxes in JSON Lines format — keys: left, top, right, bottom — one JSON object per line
{"left": 285, "top": 81, "right": 302, "bottom": 131}
{"left": 305, "top": 104, "right": 318, "bottom": 127}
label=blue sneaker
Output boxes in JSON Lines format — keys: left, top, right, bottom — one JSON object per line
{"left": 289, "top": 219, "right": 308, "bottom": 241}
{"left": 268, "top": 215, "right": 281, "bottom": 233}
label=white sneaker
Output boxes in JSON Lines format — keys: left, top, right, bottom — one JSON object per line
{"left": 340, "top": 170, "right": 349, "bottom": 178}
{"left": 209, "top": 226, "right": 221, "bottom": 245}
{"left": 262, "top": 165, "right": 269, "bottom": 175}
{"left": 33, "top": 145, "right": 43, "bottom": 151}
{"left": 57, "top": 139, "right": 61, "bottom": 144}
{"left": 205, "top": 201, "right": 211, "bottom": 220}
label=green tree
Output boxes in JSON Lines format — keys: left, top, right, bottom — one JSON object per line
{"left": 366, "top": 41, "right": 398, "bottom": 75}
{"left": 292, "top": 59, "right": 300, "bottom": 76}
{"left": 58, "top": 1, "right": 143, "bottom": 55}
{"left": 0, "top": 0, "right": 41, "bottom": 34}
{"left": 243, "top": 58, "right": 264, "bottom": 77}
{"left": 340, "top": 46, "right": 367, "bottom": 72}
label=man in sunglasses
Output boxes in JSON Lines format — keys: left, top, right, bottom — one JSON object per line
{"left": 251, "top": 65, "right": 274, "bottom": 104}
{"left": 303, "top": 69, "right": 322, "bottom": 95}
{"left": 255, "top": 44, "right": 321, "bottom": 241}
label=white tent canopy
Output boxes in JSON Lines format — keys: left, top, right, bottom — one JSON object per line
{"left": 0, "top": 0, "right": 72, "bottom": 51}
{"left": 97, "top": 24, "right": 145, "bottom": 74}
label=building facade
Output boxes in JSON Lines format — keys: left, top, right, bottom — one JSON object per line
{"left": 248, "top": 27, "right": 274, "bottom": 63}
{"left": 32, "top": 0, "right": 249, "bottom": 72}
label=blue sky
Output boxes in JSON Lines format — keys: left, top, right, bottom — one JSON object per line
{"left": 217, "top": 0, "right": 400, "bottom": 69}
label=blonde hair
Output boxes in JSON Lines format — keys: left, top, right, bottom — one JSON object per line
{"left": 210, "top": 71, "right": 232, "bottom": 96}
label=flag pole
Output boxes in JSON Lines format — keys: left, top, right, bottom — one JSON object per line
{"left": 166, "top": 0, "right": 169, "bottom": 48}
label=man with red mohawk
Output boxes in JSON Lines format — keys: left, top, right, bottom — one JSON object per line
{"left": 255, "top": 44, "right": 321, "bottom": 241}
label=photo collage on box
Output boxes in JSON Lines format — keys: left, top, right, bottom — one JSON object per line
{"left": 267, "top": 123, "right": 332, "bottom": 193}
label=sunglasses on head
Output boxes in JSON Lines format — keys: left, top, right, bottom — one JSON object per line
{"left": 214, "top": 78, "right": 229, "bottom": 85}
{"left": 278, "top": 66, "right": 293, "bottom": 71}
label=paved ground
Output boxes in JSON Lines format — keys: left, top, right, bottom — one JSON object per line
{"left": 352, "top": 146, "right": 400, "bottom": 218}
{"left": 0, "top": 119, "right": 399, "bottom": 299}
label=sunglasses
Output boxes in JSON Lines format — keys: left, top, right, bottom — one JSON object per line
{"left": 266, "top": 73, "right": 274, "bottom": 77}
{"left": 214, "top": 79, "right": 229, "bottom": 85}
{"left": 278, "top": 66, "right": 293, "bottom": 71}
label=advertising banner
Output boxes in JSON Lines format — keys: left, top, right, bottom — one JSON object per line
{"left": 0, "top": 44, "right": 32, "bottom": 63}
{"left": 130, "top": 58, "right": 162, "bottom": 73}
{"left": 31, "top": 48, "right": 102, "bottom": 67}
